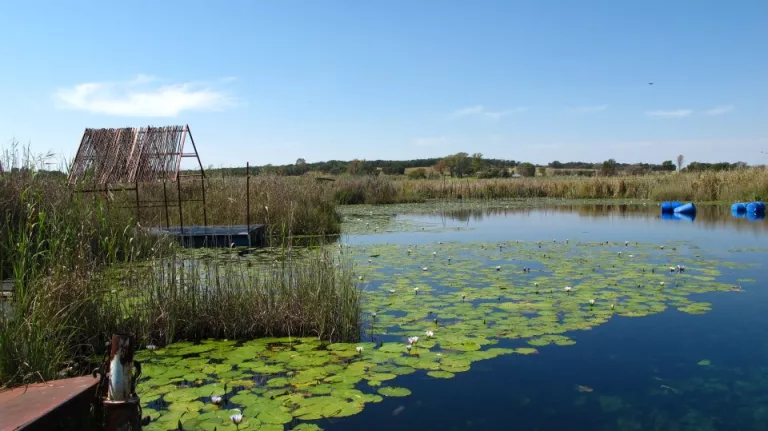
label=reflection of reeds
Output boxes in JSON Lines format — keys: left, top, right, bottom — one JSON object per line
{"left": 431, "top": 204, "right": 768, "bottom": 233}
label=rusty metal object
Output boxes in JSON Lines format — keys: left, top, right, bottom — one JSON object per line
{"left": 98, "top": 333, "right": 144, "bottom": 431}
{"left": 68, "top": 125, "right": 199, "bottom": 186}
{"left": 107, "top": 333, "right": 135, "bottom": 401}
{"left": 67, "top": 124, "right": 209, "bottom": 231}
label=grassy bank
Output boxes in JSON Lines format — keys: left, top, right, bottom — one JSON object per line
{"left": 335, "top": 168, "right": 768, "bottom": 203}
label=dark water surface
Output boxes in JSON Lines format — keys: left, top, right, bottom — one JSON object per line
{"left": 336, "top": 205, "right": 767, "bottom": 431}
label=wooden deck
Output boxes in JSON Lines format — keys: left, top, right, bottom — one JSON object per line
{"left": 0, "top": 376, "right": 99, "bottom": 430}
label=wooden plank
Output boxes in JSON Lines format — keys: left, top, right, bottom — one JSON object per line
{"left": 0, "top": 376, "right": 99, "bottom": 430}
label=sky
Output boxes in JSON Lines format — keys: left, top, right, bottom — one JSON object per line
{"left": 1, "top": 0, "right": 767, "bottom": 169}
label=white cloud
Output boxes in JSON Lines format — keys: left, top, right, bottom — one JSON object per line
{"left": 451, "top": 105, "right": 526, "bottom": 119}
{"left": 704, "top": 105, "right": 734, "bottom": 116}
{"left": 645, "top": 109, "right": 692, "bottom": 118}
{"left": 572, "top": 105, "right": 608, "bottom": 113}
{"left": 412, "top": 136, "right": 450, "bottom": 147}
{"left": 54, "top": 75, "right": 239, "bottom": 117}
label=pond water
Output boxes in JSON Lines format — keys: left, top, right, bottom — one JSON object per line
{"left": 138, "top": 203, "right": 768, "bottom": 431}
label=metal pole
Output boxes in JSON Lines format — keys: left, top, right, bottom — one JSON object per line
{"left": 201, "top": 174, "right": 208, "bottom": 228}
{"left": 177, "top": 178, "right": 184, "bottom": 235}
{"left": 162, "top": 180, "right": 170, "bottom": 228}
{"left": 246, "top": 162, "right": 250, "bottom": 236}
{"left": 134, "top": 181, "right": 140, "bottom": 223}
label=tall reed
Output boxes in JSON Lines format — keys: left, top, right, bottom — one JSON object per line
{"left": 337, "top": 168, "right": 768, "bottom": 203}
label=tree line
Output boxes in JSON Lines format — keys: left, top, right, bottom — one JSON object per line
{"left": 195, "top": 153, "right": 753, "bottom": 178}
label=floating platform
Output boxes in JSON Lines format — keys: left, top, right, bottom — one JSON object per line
{"left": 0, "top": 376, "right": 99, "bottom": 430}
{"left": 151, "top": 225, "right": 267, "bottom": 248}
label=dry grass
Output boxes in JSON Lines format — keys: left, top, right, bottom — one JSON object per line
{"left": 376, "top": 168, "right": 768, "bottom": 202}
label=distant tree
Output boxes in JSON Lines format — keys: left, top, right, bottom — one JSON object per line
{"left": 600, "top": 159, "right": 618, "bottom": 176}
{"left": 471, "top": 153, "right": 484, "bottom": 174}
{"left": 453, "top": 152, "right": 470, "bottom": 178}
{"left": 296, "top": 158, "right": 306, "bottom": 166}
{"left": 676, "top": 154, "right": 685, "bottom": 172}
{"left": 549, "top": 160, "right": 564, "bottom": 169}
{"left": 348, "top": 159, "right": 362, "bottom": 175}
{"left": 661, "top": 160, "right": 676, "bottom": 171}
{"left": 517, "top": 162, "right": 536, "bottom": 177}
{"left": 434, "top": 159, "right": 446, "bottom": 176}
{"left": 407, "top": 168, "right": 427, "bottom": 179}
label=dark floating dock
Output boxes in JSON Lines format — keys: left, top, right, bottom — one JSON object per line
{"left": 151, "top": 225, "right": 267, "bottom": 248}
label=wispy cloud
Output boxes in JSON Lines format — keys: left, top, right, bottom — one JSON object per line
{"left": 645, "top": 109, "right": 693, "bottom": 118}
{"left": 704, "top": 105, "right": 735, "bottom": 116}
{"left": 451, "top": 105, "right": 526, "bottom": 119}
{"left": 53, "top": 75, "right": 239, "bottom": 117}
{"left": 412, "top": 136, "right": 450, "bottom": 147}
{"left": 572, "top": 105, "right": 608, "bottom": 113}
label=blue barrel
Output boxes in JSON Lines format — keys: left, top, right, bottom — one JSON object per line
{"left": 660, "top": 201, "right": 683, "bottom": 213}
{"left": 747, "top": 201, "right": 766, "bottom": 214}
{"left": 674, "top": 202, "right": 696, "bottom": 214}
{"left": 731, "top": 202, "right": 747, "bottom": 213}
{"left": 746, "top": 212, "right": 766, "bottom": 221}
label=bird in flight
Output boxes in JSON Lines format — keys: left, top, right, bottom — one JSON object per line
{"left": 648, "top": 82, "right": 654, "bottom": 85}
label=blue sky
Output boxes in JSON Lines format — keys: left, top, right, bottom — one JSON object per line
{"left": 1, "top": 0, "right": 766, "bottom": 168}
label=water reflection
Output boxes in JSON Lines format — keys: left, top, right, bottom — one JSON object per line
{"left": 434, "top": 204, "right": 768, "bottom": 232}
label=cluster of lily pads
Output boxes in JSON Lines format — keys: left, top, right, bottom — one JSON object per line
{"left": 137, "top": 236, "right": 750, "bottom": 430}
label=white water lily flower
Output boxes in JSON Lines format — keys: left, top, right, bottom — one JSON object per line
{"left": 358, "top": 276, "right": 364, "bottom": 280}
{"left": 371, "top": 312, "right": 377, "bottom": 318}
{"left": 496, "top": 265, "right": 501, "bottom": 271}
{"left": 589, "top": 299, "right": 595, "bottom": 306}
{"left": 389, "top": 289, "right": 396, "bottom": 294}
{"left": 677, "top": 264, "right": 685, "bottom": 271}
{"left": 230, "top": 411, "right": 243, "bottom": 424}
{"left": 628, "top": 254, "right": 634, "bottom": 258}
{"left": 414, "top": 287, "right": 419, "bottom": 292}
{"left": 411, "top": 336, "right": 419, "bottom": 343}
{"left": 617, "top": 251, "right": 622, "bottom": 256}
{"left": 356, "top": 346, "right": 364, "bottom": 354}
{"left": 422, "top": 267, "right": 428, "bottom": 271}
{"left": 610, "top": 304, "right": 615, "bottom": 310}
{"left": 659, "top": 281, "right": 665, "bottom": 286}
{"left": 146, "top": 344, "right": 157, "bottom": 351}
{"left": 433, "top": 251, "right": 437, "bottom": 255}
{"left": 660, "top": 245, "right": 665, "bottom": 250}
{"left": 406, "top": 344, "right": 412, "bottom": 351}
{"left": 211, "top": 395, "right": 223, "bottom": 405}
{"left": 564, "top": 286, "right": 572, "bottom": 292}
{"left": 425, "top": 330, "right": 434, "bottom": 338}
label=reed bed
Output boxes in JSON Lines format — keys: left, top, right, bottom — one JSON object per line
{"left": 346, "top": 168, "right": 768, "bottom": 203}
{"left": 0, "top": 148, "right": 358, "bottom": 388}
